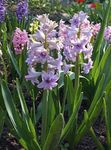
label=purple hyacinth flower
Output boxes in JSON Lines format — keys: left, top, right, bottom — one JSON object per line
{"left": 73, "top": 39, "right": 85, "bottom": 53}
{"left": 36, "top": 50, "right": 48, "bottom": 64}
{"left": 48, "top": 54, "right": 63, "bottom": 71}
{"left": 38, "top": 71, "right": 59, "bottom": 90}
{"left": 63, "top": 63, "right": 74, "bottom": 74}
{"left": 0, "top": 3, "right": 6, "bottom": 23}
{"left": 25, "top": 67, "right": 41, "bottom": 85}
{"left": 0, "top": 0, "right": 4, "bottom": 4}
{"left": 16, "top": 0, "right": 28, "bottom": 22}
{"left": 83, "top": 59, "right": 93, "bottom": 74}
{"left": 70, "top": 17, "right": 80, "bottom": 28}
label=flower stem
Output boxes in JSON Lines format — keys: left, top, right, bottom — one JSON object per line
{"left": 41, "top": 90, "right": 49, "bottom": 147}
{"left": 74, "top": 54, "right": 80, "bottom": 105}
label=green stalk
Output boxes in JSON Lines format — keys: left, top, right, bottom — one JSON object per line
{"left": 21, "top": 46, "right": 27, "bottom": 81}
{"left": 32, "top": 98, "right": 36, "bottom": 127}
{"left": 41, "top": 90, "right": 49, "bottom": 147}
{"left": 75, "top": 54, "right": 80, "bottom": 89}
{"left": 67, "top": 54, "right": 80, "bottom": 148}
{"left": 74, "top": 54, "right": 80, "bottom": 104}
{"left": 41, "top": 29, "right": 50, "bottom": 147}
{"left": 19, "top": 54, "right": 22, "bottom": 73}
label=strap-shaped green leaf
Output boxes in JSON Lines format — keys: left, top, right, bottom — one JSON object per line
{"left": 94, "top": 46, "right": 111, "bottom": 83}
{"left": 84, "top": 110, "right": 104, "bottom": 150}
{"left": 61, "top": 92, "right": 83, "bottom": 141}
{"left": 74, "top": 74, "right": 106, "bottom": 145}
{"left": 7, "top": 46, "right": 21, "bottom": 78}
{"left": 88, "top": 75, "right": 105, "bottom": 115}
{"left": 1, "top": 80, "right": 41, "bottom": 150}
{"left": 92, "top": 0, "right": 111, "bottom": 77}
{"left": 104, "top": 89, "right": 111, "bottom": 149}
{"left": 43, "top": 113, "right": 64, "bottom": 150}
{"left": 74, "top": 96, "right": 103, "bottom": 145}
{"left": 16, "top": 79, "right": 37, "bottom": 141}
{"left": 0, "top": 107, "right": 6, "bottom": 137}
{"left": 1, "top": 80, "right": 22, "bottom": 130}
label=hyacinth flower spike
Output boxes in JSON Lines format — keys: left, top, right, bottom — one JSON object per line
{"left": 16, "top": 0, "right": 28, "bottom": 22}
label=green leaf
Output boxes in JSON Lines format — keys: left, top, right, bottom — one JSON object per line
{"left": 61, "top": 92, "right": 83, "bottom": 141}
{"left": 92, "top": 0, "right": 111, "bottom": 77}
{"left": 83, "top": 109, "right": 104, "bottom": 150}
{"left": 74, "top": 74, "right": 106, "bottom": 145}
{"left": 43, "top": 113, "right": 64, "bottom": 150}
{"left": 52, "top": 90, "right": 61, "bottom": 116}
{"left": 47, "top": 91, "right": 55, "bottom": 133}
{"left": 16, "top": 79, "right": 37, "bottom": 140}
{"left": 94, "top": 46, "right": 111, "bottom": 83}
{"left": 1, "top": 80, "right": 22, "bottom": 131}
{"left": 1, "top": 80, "right": 41, "bottom": 150}
{"left": 104, "top": 89, "right": 111, "bottom": 149}
{"left": 74, "top": 96, "right": 103, "bottom": 145}
{"left": 58, "top": 71, "right": 75, "bottom": 89}
{"left": 1, "top": 23, "right": 7, "bottom": 54}
{"left": 0, "top": 107, "right": 6, "bottom": 137}
{"left": 7, "top": 47, "right": 21, "bottom": 78}
{"left": 89, "top": 75, "right": 105, "bottom": 116}
{"left": 61, "top": 75, "right": 68, "bottom": 113}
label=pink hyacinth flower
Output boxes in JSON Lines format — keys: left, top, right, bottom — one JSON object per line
{"left": 13, "top": 28, "right": 29, "bottom": 55}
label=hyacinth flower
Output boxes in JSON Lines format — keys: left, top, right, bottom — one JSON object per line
{"left": 25, "top": 14, "right": 63, "bottom": 90}
{"left": 12, "top": 27, "right": 29, "bottom": 78}
{"left": 58, "top": 11, "right": 96, "bottom": 102}
{"left": 37, "top": 71, "right": 59, "bottom": 90}
{"left": 104, "top": 26, "right": 111, "bottom": 43}
{"left": 25, "top": 67, "right": 41, "bottom": 85}
{"left": 91, "top": 23, "right": 101, "bottom": 37}
{"left": 16, "top": 0, "right": 28, "bottom": 22}
{"left": 12, "top": 28, "right": 28, "bottom": 55}
{"left": 0, "top": 2, "right": 6, "bottom": 23}
{"left": 25, "top": 12, "right": 97, "bottom": 90}
{"left": 0, "top": 0, "right": 4, "bottom": 3}
{"left": 59, "top": 11, "right": 94, "bottom": 75}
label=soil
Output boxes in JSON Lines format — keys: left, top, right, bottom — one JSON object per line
{"left": 76, "top": 120, "right": 106, "bottom": 150}
{"left": 0, "top": 117, "right": 106, "bottom": 150}
{"left": 0, "top": 128, "right": 23, "bottom": 150}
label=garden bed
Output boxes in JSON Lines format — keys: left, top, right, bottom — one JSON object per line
{"left": 0, "top": 0, "right": 111, "bottom": 150}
